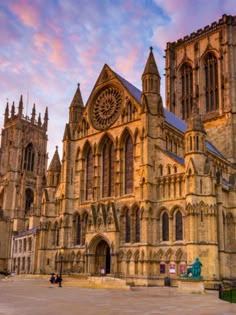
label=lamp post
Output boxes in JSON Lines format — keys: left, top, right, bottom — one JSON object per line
{"left": 59, "top": 249, "right": 64, "bottom": 287}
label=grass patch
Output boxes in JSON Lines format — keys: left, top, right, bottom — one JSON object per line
{"left": 221, "top": 289, "right": 236, "bottom": 303}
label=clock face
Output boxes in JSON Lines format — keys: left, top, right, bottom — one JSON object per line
{"left": 90, "top": 86, "right": 122, "bottom": 130}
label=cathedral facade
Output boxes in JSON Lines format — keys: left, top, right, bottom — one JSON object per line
{"left": 1, "top": 14, "right": 236, "bottom": 288}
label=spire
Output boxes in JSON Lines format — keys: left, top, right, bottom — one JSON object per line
{"left": 43, "top": 107, "right": 48, "bottom": 131}
{"left": 142, "top": 47, "right": 160, "bottom": 78}
{"left": 186, "top": 101, "right": 206, "bottom": 133}
{"left": 47, "top": 146, "right": 61, "bottom": 187}
{"left": 141, "top": 47, "right": 163, "bottom": 118}
{"left": 38, "top": 113, "right": 42, "bottom": 126}
{"left": 142, "top": 47, "right": 161, "bottom": 95}
{"left": 69, "top": 83, "right": 84, "bottom": 123}
{"left": 18, "top": 95, "right": 23, "bottom": 117}
{"left": 11, "top": 102, "right": 15, "bottom": 118}
{"left": 31, "top": 103, "right": 36, "bottom": 123}
{"left": 48, "top": 146, "right": 61, "bottom": 172}
{"left": 4, "top": 101, "right": 9, "bottom": 125}
{"left": 63, "top": 123, "right": 71, "bottom": 141}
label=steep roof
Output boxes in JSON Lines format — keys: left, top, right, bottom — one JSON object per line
{"left": 113, "top": 70, "right": 225, "bottom": 160}
{"left": 142, "top": 47, "right": 160, "bottom": 78}
{"left": 70, "top": 83, "right": 84, "bottom": 108}
{"left": 165, "top": 149, "right": 185, "bottom": 165}
{"left": 114, "top": 72, "right": 142, "bottom": 103}
{"left": 48, "top": 146, "right": 61, "bottom": 172}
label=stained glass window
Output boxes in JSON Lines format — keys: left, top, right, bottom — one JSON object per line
{"left": 205, "top": 53, "right": 218, "bottom": 112}
{"left": 125, "top": 135, "right": 133, "bottom": 194}
{"left": 135, "top": 207, "right": 140, "bottom": 242}
{"left": 162, "top": 212, "right": 169, "bottom": 241}
{"left": 102, "top": 139, "right": 115, "bottom": 197}
{"left": 85, "top": 147, "right": 93, "bottom": 200}
{"left": 181, "top": 63, "right": 193, "bottom": 119}
{"left": 24, "top": 143, "right": 35, "bottom": 172}
{"left": 125, "top": 209, "right": 131, "bottom": 243}
{"left": 176, "top": 210, "right": 183, "bottom": 240}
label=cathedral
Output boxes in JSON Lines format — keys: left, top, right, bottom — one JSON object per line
{"left": 0, "top": 14, "right": 236, "bottom": 288}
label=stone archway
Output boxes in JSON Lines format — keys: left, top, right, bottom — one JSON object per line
{"left": 95, "top": 239, "right": 110, "bottom": 274}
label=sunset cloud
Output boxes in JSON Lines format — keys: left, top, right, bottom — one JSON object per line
{"left": 9, "top": 0, "right": 41, "bottom": 29}
{"left": 0, "top": 0, "right": 235, "bottom": 160}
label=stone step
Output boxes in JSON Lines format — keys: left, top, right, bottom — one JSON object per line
{"left": 65, "top": 276, "right": 131, "bottom": 290}
{"left": 3, "top": 274, "right": 130, "bottom": 290}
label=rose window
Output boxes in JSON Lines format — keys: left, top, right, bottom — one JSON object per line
{"left": 90, "top": 87, "right": 122, "bottom": 130}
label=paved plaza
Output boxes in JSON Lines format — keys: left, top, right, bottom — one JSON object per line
{"left": 0, "top": 277, "right": 236, "bottom": 315}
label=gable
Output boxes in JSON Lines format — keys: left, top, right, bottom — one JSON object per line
{"left": 82, "top": 64, "right": 142, "bottom": 133}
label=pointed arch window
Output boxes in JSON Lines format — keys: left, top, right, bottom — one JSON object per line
{"left": 175, "top": 210, "right": 183, "bottom": 240}
{"left": 102, "top": 138, "right": 115, "bottom": 197}
{"left": 25, "top": 188, "right": 34, "bottom": 213}
{"left": 82, "top": 212, "right": 88, "bottom": 245}
{"left": 73, "top": 214, "right": 81, "bottom": 245}
{"left": 134, "top": 207, "right": 140, "bottom": 242}
{"left": 75, "top": 148, "right": 80, "bottom": 172}
{"left": 24, "top": 143, "right": 35, "bottom": 172}
{"left": 181, "top": 63, "right": 193, "bottom": 119}
{"left": 204, "top": 53, "right": 218, "bottom": 112}
{"left": 85, "top": 146, "right": 93, "bottom": 200}
{"left": 124, "top": 135, "right": 133, "bottom": 194}
{"left": 162, "top": 212, "right": 169, "bottom": 241}
{"left": 125, "top": 209, "right": 131, "bottom": 243}
{"left": 55, "top": 224, "right": 60, "bottom": 247}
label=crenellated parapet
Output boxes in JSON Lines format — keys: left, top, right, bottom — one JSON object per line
{"left": 166, "top": 14, "right": 236, "bottom": 49}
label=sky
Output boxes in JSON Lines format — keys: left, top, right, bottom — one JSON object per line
{"left": 0, "top": 0, "right": 235, "bottom": 162}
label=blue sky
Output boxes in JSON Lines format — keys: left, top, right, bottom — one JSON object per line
{"left": 0, "top": 0, "right": 235, "bottom": 161}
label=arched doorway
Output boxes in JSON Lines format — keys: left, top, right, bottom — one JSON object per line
{"left": 95, "top": 240, "right": 110, "bottom": 274}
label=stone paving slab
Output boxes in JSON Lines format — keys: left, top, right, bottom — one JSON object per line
{"left": 0, "top": 278, "right": 236, "bottom": 315}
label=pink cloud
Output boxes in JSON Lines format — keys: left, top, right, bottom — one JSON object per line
{"left": 80, "top": 47, "right": 99, "bottom": 67}
{"left": 9, "top": 0, "right": 40, "bottom": 29}
{"left": 114, "top": 48, "right": 139, "bottom": 77}
{"left": 70, "top": 34, "right": 80, "bottom": 42}
{"left": 48, "top": 39, "right": 68, "bottom": 70}
{"left": 0, "top": 57, "right": 10, "bottom": 69}
{"left": 152, "top": 0, "right": 228, "bottom": 49}
{"left": 33, "top": 33, "right": 68, "bottom": 70}
{"left": 34, "top": 33, "right": 48, "bottom": 52}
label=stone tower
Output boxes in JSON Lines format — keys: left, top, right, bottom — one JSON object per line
{"left": 0, "top": 96, "right": 48, "bottom": 271}
{"left": 165, "top": 14, "right": 236, "bottom": 164}
{"left": 184, "top": 103, "right": 219, "bottom": 278}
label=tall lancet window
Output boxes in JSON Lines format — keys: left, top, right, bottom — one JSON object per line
{"left": 134, "top": 207, "right": 140, "bottom": 242}
{"left": 181, "top": 63, "right": 193, "bottom": 119}
{"left": 73, "top": 213, "right": 81, "bottom": 245}
{"left": 204, "top": 53, "right": 219, "bottom": 112}
{"left": 24, "top": 143, "right": 35, "bottom": 172}
{"left": 125, "top": 209, "right": 131, "bottom": 243}
{"left": 25, "top": 188, "right": 34, "bottom": 213}
{"left": 124, "top": 135, "right": 133, "bottom": 194}
{"left": 162, "top": 212, "right": 169, "bottom": 241}
{"left": 102, "top": 138, "right": 115, "bottom": 197}
{"left": 175, "top": 210, "right": 183, "bottom": 241}
{"left": 85, "top": 146, "right": 93, "bottom": 200}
